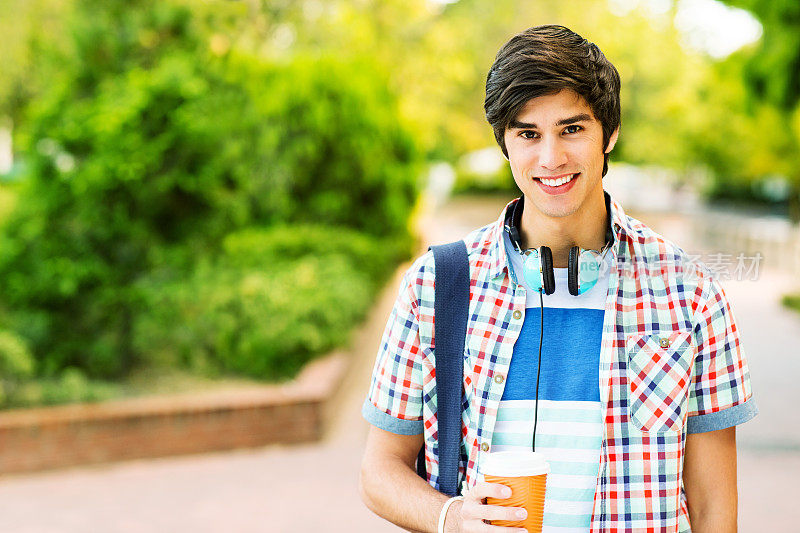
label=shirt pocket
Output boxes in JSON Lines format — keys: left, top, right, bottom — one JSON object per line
{"left": 626, "top": 329, "right": 695, "bottom": 433}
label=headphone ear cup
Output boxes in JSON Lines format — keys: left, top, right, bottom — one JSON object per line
{"left": 540, "top": 246, "right": 555, "bottom": 295}
{"left": 568, "top": 246, "right": 580, "bottom": 296}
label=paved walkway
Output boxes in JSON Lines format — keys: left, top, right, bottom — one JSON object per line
{"left": 0, "top": 195, "right": 797, "bottom": 532}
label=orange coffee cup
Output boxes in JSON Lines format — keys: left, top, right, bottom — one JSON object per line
{"left": 481, "top": 451, "right": 550, "bottom": 533}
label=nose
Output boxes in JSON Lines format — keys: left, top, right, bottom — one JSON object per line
{"left": 538, "top": 136, "right": 568, "bottom": 170}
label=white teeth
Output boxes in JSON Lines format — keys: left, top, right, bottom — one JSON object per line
{"left": 539, "top": 174, "right": 576, "bottom": 187}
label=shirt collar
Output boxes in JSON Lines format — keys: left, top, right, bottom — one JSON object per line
{"left": 487, "top": 189, "right": 632, "bottom": 281}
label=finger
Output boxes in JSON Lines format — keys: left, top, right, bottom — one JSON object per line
{"left": 461, "top": 498, "right": 527, "bottom": 522}
{"left": 469, "top": 480, "right": 513, "bottom": 500}
{"left": 469, "top": 521, "right": 527, "bottom": 533}
{"left": 475, "top": 504, "right": 528, "bottom": 523}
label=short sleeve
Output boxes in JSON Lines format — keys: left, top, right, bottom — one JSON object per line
{"left": 361, "top": 262, "right": 426, "bottom": 435}
{"left": 687, "top": 275, "right": 758, "bottom": 433}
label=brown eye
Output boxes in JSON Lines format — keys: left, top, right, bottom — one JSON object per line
{"left": 564, "top": 125, "right": 582, "bottom": 134}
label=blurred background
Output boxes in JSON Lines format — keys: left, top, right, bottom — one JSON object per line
{"left": 0, "top": 0, "right": 798, "bottom": 531}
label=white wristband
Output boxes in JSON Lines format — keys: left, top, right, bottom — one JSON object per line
{"left": 438, "top": 495, "right": 464, "bottom": 533}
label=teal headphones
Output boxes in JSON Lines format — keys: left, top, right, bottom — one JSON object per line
{"left": 503, "top": 195, "right": 613, "bottom": 296}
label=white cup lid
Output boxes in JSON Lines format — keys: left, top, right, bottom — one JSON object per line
{"left": 480, "top": 451, "right": 550, "bottom": 477}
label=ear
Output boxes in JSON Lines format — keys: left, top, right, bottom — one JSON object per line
{"left": 604, "top": 127, "right": 620, "bottom": 154}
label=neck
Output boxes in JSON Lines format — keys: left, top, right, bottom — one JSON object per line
{"left": 517, "top": 191, "right": 608, "bottom": 268}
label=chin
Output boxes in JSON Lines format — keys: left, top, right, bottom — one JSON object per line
{"left": 528, "top": 198, "right": 581, "bottom": 219}
{"left": 543, "top": 205, "right": 580, "bottom": 218}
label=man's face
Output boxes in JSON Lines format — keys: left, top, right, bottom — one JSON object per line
{"left": 503, "top": 89, "right": 618, "bottom": 219}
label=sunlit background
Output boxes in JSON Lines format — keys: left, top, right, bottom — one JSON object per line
{"left": 0, "top": 0, "right": 798, "bottom": 531}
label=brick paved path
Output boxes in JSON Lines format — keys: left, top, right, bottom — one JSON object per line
{"left": 0, "top": 194, "right": 796, "bottom": 532}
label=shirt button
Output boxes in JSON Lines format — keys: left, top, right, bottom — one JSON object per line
{"left": 481, "top": 442, "right": 490, "bottom": 452}
{"left": 512, "top": 310, "right": 522, "bottom": 320}
{"left": 659, "top": 337, "right": 670, "bottom": 348}
{"left": 494, "top": 374, "right": 505, "bottom": 384}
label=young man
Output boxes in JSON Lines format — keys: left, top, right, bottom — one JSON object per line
{"left": 359, "top": 25, "right": 756, "bottom": 533}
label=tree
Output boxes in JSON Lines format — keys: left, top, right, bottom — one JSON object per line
{"left": 719, "top": 0, "right": 800, "bottom": 219}
{"left": 0, "top": 0, "right": 420, "bottom": 379}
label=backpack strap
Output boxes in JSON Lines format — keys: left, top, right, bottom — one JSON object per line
{"left": 416, "top": 240, "right": 469, "bottom": 497}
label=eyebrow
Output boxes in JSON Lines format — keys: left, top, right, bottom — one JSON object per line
{"left": 508, "top": 113, "right": 593, "bottom": 130}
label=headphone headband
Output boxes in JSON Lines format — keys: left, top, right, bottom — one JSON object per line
{"left": 503, "top": 194, "right": 615, "bottom": 254}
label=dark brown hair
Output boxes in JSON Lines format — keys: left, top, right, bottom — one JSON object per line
{"left": 484, "top": 25, "right": 621, "bottom": 176}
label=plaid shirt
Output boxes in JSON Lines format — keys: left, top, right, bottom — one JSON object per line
{"left": 363, "top": 191, "right": 756, "bottom": 532}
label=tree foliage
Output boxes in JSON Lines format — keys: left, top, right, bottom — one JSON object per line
{"left": 0, "top": 0, "right": 420, "bottom": 380}
{"left": 714, "top": 0, "right": 800, "bottom": 217}
{"left": 722, "top": 0, "right": 800, "bottom": 110}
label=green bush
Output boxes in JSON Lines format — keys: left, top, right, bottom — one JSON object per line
{"left": 0, "top": 0, "right": 420, "bottom": 381}
{"left": 0, "top": 329, "right": 35, "bottom": 406}
{"left": 220, "top": 224, "right": 410, "bottom": 284}
{"left": 241, "top": 53, "right": 421, "bottom": 237}
{"left": 0, "top": 328, "right": 120, "bottom": 408}
{"left": 781, "top": 293, "right": 800, "bottom": 314}
{"left": 134, "top": 224, "right": 407, "bottom": 381}
{"left": 8, "top": 369, "right": 120, "bottom": 408}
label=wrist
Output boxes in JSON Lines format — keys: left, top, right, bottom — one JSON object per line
{"left": 439, "top": 496, "right": 464, "bottom": 533}
{"left": 445, "top": 499, "right": 464, "bottom": 533}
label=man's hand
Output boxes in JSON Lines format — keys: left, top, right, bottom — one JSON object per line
{"left": 360, "top": 425, "right": 529, "bottom": 533}
{"left": 456, "top": 480, "right": 528, "bottom": 533}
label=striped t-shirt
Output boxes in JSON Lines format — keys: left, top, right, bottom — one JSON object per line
{"left": 488, "top": 230, "right": 612, "bottom": 533}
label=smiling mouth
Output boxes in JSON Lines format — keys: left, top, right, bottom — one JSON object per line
{"left": 535, "top": 173, "right": 579, "bottom": 187}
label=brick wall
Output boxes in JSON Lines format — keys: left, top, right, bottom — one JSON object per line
{"left": 0, "top": 353, "right": 348, "bottom": 474}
